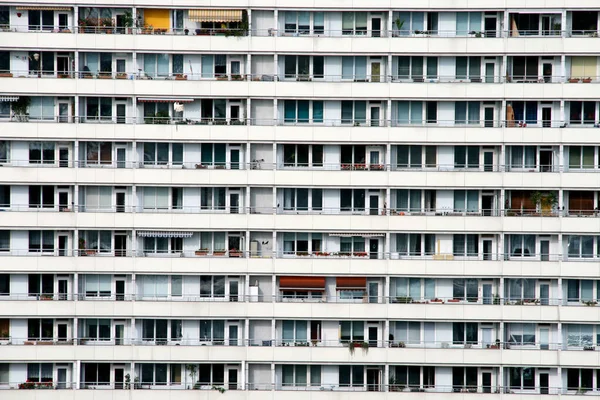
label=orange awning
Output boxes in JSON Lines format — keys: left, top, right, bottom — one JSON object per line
{"left": 336, "top": 277, "right": 366, "bottom": 289}
{"left": 280, "top": 276, "right": 325, "bottom": 290}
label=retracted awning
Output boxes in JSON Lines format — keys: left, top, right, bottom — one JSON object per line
{"left": 0, "top": 96, "right": 19, "bottom": 102}
{"left": 16, "top": 6, "right": 71, "bottom": 11}
{"left": 137, "top": 98, "right": 194, "bottom": 103}
{"left": 329, "top": 233, "right": 385, "bottom": 238}
{"left": 336, "top": 277, "right": 367, "bottom": 289}
{"left": 188, "top": 9, "right": 243, "bottom": 23}
{"left": 280, "top": 276, "right": 325, "bottom": 291}
{"left": 137, "top": 231, "right": 193, "bottom": 238}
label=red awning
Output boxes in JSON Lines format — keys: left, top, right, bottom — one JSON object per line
{"left": 336, "top": 277, "right": 366, "bottom": 289}
{"left": 279, "top": 276, "right": 325, "bottom": 291}
{"left": 137, "top": 98, "right": 194, "bottom": 103}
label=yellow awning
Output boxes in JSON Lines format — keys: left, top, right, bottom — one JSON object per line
{"left": 188, "top": 9, "right": 242, "bottom": 23}
{"left": 143, "top": 9, "right": 170, "bottom": 30}
{"left": 16, "top": 6, "right": 72, "bottom": 11}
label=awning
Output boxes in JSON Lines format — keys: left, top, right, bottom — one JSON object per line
{"left": 0, "top": 96, "right": 19, "bottom": 102}
{"left": 280, "top": 276, "right": 325, "bottom": 291}
{"left": 329, "top": 233, "right": 385, "bottom": 238}
{"left": 336, "top": 277, "right": 367, "bottom": 289}
{"left": 137, "top": 98, "right": 194, "bottom": 103}
{"left": 188, "top": 9, "right": 243, "bottom": 23}
{"left": 137, "top": 231, "right": 193, "bottom": 238}
{"left": 16, "top": 6, "right": 72, "bottom": 11}
{"left": 143, "top": 9, "right": 170, "bottom": 30}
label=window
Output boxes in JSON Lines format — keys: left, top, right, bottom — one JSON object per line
{"left": 0, "top": 8, "right": 8, "bottom": 32}
{"left": 142, "top": 187, "right": 169, "bottom": 210}
{"left": 342, "top": 12, "right": 367, "bottom": 35}
{"left": 392, "top": 366, "right": 435, "bottom": 389}
{"left": 85, "top": 98, "right": 112, "bottom": 121}
{"left": 0, "top": 274, "right": 8, "bottom": 295}
{"left": 569, "top": 146, "right": 596, "bottom": 169}
{"left": 506, "top": 235, "right": 536, "bottom": 258}
{"left": 82, "top": 231, "right": 112, "bottom": 253}
{"left": 200, "top": 188, "right": 226, "bottom": 210}
{"left": 83, "top": 186, "right": 111, "bottom": 212}
{"left": 199, "top": 275, "right": 225, "bottom": 298}
{"left": 28, "top": 274, "right": 53, "bottom": 297}
{"left": 508, "top": 146, "right": 537, "bottom": 169}
{"left": 200, "top": 232, "right": 227, "bottom": 253}
{"left": 507, "top": 323, "right": 536, "bottom": 345}
{"left": 28, "top": 51, "right": 54, "bottom": 75}
{"left": 453, "top": 234, "right": 479, "bottom": 256}
{"left": 85, "top": 142, "right": 112, "bottom": 165}
{"left": 341, "top": 101, "right": 367, "bottom": 124}
{"left": 570, "top": 102, "right": 596, "bottom": 125}
{"left": 283, "top": 144, "right": 323, "bottom": 168}
{"left": 199, "top": 320, "right": 225, "bottom": 343}
{"left": 29, "top": 231, "right": 54, "bottom": 253}
{"left": 200, "top": 143, "right": 226, "bottom": 167}
{"left": 511, "top": 101, "right": 538, "bottom": 125}
{"left": 394, "top": 321, "right": 421, "bottom": 345}
{"left": 509, "top": 367, "right": 535, "bottom": 390}
{"left": 396, "top": 234, "right": 435, "bottom": 256}
{"left": 143, "top": 54, "right": 169, "bottom": 78}
{"left": 171, "top": 276, "right": 182, "bottom": 297}
{"left": 506, "top": 279, "right": 536, "bottom": 302}
{"left": 341, "top": 57, "right": 367, "bottom": 81}
{"left": 396, "top": 189, "right": 422, "bottom": 212}
{"left": 567, "top": 369, "right": 593, "bottom": 391}
{"left": 282, "top": 365, "right": 308, "bottom": 387}
{"left": 28, "top": 97, "right": 54, "bottom": 120}
{"left": 83, "top": 363, "right": 110, "bottom": 386}
{"left": 284, "top": 11, "right": 317, "bottom": 35}
{"left": 198, "top": 364, "right": 225, "bottom": 386}
{"left": 340, "top": 236, "right": 365, "bottom": 253}
{"left": 29, "top": 142, "right": 55, "bottom": 164}
{"left": 395, "top": 12, "right": 424, "bottom": 36}
{"left": 283, "top": 55, "right": 323, "bottom": 79}
{"left": 142, "top": 319, "right": 168, "bottom": 342}
{"left": 84, "top": 319, "right": 111, "bottom": 340}
{"left": 392, "top": 278, "right": 435, "bottom": 300}
{"left": 455, "top": 57, "right": 482, "bottom": 81}
{"left": 340, "top": 145, "right": 366, "bottom": 166}
{"left": 453, "top": 322, "right": 478, "bottom": 345}
{"left": 84, "top": 275, "right": 111, "bottom": 297}
{"left": 27, "top": 364, "right": 53, "bottom": 383}
{"left": 0, "top": 231, "right": 8, "bottom": 252}
{"left": 340, "top": 189, "right": 365, "bottom": 211}
{"left": 282, "top": 320, "right": 308, "bottom": 344}
{"left": 283, "top": 100, "right": 324, "bottom": 123}
{"left": 452, "top": 367, "right": 478, "bottom": 392}
{"left": 456, "top": 12, "right": 482, "bottom": 36}
{"left": 283, "top": 188, "right": 322, "bottom": 211}
{"left": 340, "top": 321, "right": 364, "bottom": 343}
{"left": 453, "top": 191, "right": 479, "bottom": 213}
{"left": 425, "top": 101, "right": 437, "bottom": 123}
{"left": 454, "top": 146, "right": 479, "bottom": 168}
{"left": 141, "top": 364, "right": 168, "bottom": 385}
{"left": 396, "top": 56, "right": 424, "bottom": 81}
{"left": 28, "top": 319, "right": 53, "bottom": 340}
{"left": 339, "top": 365, "right": 364, "bottom": 387}
{"left": 455, "top": 102, "right": 481, "bottom": 124}
{"left": 139, "top": 275, "right": 168, "bottom": 298}
{"left": 283, "top": 233, "right": 321, "bottom": 255}
{"left": 453, "top": 279, "right": 478, "bottom": 301}
{"left": 566, "top": 325, "right": 594, "bottom": 348}
{"left": 566, "top": 280, "right": 594, "bottom": 302}
{"left": 28, "top": 186, "right": 54, "bottom": 209}
{"left": 568, "top": 236, "right": 595, "bottom": 258}
{"left": 0, "top": 141, "right": 8, "bottom": 163}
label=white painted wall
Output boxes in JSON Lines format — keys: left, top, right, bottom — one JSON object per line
{"left": 436, "top": 190, "right": 453, "bottom": 212}
{"left": 438, "top": 146, "right": 454, "bottom": 171}
{"left": 437, "top": 101, "right": 455, "bottom": 126}
{"left": 439, "top": 57, "right": 455, "bottom": 80}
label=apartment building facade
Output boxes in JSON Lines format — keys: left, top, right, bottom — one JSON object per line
{"left": 1, "top": 1, "right": 600, "bottom": 399}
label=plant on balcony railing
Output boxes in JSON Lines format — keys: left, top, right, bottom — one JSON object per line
{"left": 583, "top": 300, "right": 598, "bottom": 306}
{"left": 313, "top": 251, "right": 330, "bottom": 257}
{"left": 195, "top": 248, "right": 209, "bottom": 256}
{"left": 229, "top": 248, "right": 242, "bottom": 257}
{"left": 353, "top": 251, "right": 368, "bottom": 257}
{"left": 392, "top": 296, "right": 412, "bottom": 304}
{"left": 347, "top": 340, "right": 369, "bottom": 355}
{"left": 19, "top": 381, "right": 53, "bottom": 389}
{"left": 213, "top": 249, "right": 226, "bottom": 256}
{"left": 429, "top": 298, "right": 444, "bottom": 303}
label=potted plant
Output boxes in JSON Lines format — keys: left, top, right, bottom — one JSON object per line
{"left": 116, "top": 72, "right": 127, "bottom": 79}
{"left": 530, "top": 191, "right": 558, "bottom": 215}
{"left": 175, "top": 74, "right": 188, "bottom": 80}
{"left": 78, "top": 238, "right": 86, "bottom": 256}
{"left": 430, "top": 298, "right": 444, "bottom": 303}
{"left": 393, "top": 296, "right": 412, "bottom": 304}
{"left": 184, "top": 27, "right": 189, "bottom": 35}
{"left": 393, "top": 18, "right": 404, "bottom": 36}
{"left": 229, "top": 248, "right": 242, "bottom": 257}
{"left": 568, "top": 78, "right": 580, "bottom": 83}
{"left": 213, "top": 249, "right": 226, "bottom": 256}
{"left": 583, "top": 77, "right": 592, "bottom": 83}
{"left": 195, "top": 248, "right": 208, "bottom": 256}
{"left": 185, "top": 364, "right": 198, "bottom": 389}
{"left": 122, "top": 10, "right": 134, "bottom": 34}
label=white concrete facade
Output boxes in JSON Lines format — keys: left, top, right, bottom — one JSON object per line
{"left": 1, "top": 1, "right": 600, "bottom": 399}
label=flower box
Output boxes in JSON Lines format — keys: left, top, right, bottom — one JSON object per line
{"left": 116, "top": 73, "right": 128, "bottom": 79}
{"left": 195, "top": 250, "right": 208, "bottom": 256}
{"left": 568, "top": 78, "right": 580, "bottom": 83}
{"left": 314, "top": 251, "right": 330, "bottom": 257}
{"left": 213, "top": 250, "right": 226, "bottom": 256}
{"left": 447, "top": 299, "right": 461, "bottom": 303}
{"left": 0, "top": 72, "right": 13, "bottom": 78}
{"left": 583, "top": 78, "right": 593, "bottom": 83}
{"left": 175, "top": 74, "right": 188, "bottom": 80}
{"left": 353, "top": 251, "right": 368, "bottom": 257}
{"left": 229, "top": 250, "right": 242, "bottom": 257}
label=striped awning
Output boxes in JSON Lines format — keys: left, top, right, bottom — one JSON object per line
{"left": 188, "top": 9, "right": 243, "bottom": 23}
{"left": 137, "top": 231, "right": 193, "bottom": 238}
{"left": 0, "top": 96, "right": 19, "bottom": 102}
{"left": 137, "top": 98, "right": 194, "bottom": 103}
{"left": 16, "top": 6, "right": 72, "bottom": 11}
{"left": 329, "top": 233, "right": 385, "bottom": 238}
